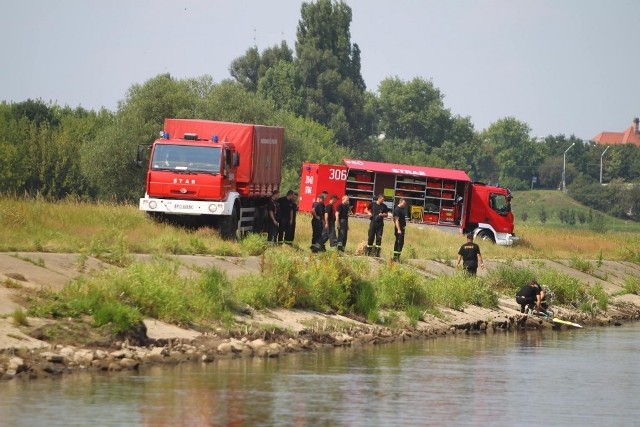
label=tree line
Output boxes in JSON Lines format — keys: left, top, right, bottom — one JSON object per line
{"left": 1, "top": 0, "right": 639, "bottom": 220}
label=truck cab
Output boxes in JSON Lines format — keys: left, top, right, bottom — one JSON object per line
{"left": 466, "top": 183, "right": 516, "bottom": 245}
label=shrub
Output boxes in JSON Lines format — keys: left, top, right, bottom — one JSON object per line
{"left": 233, "top": 274, "right": 279, "bottom": 309}
{"left": 484, "top": 262, "right": 537, "bottom": 294}
{"left": 587, "top": 284, "right": 608, "bottom": 313}
{"left": 92, "top": 301, "right": 142, "bottom": 333}
{"left": 12, "top": 308, "right": 29, "bottom": 326}
{"left": 537, "top": 269, "right": 587, "bottom": 307}
{"left": 239, "top": 233, "right": 268, "bottom": 256}
{"left": 374, "top": 263, "right": 429, "bottom": 310}
{"left": 425, "top": 274, "right": 472, "bottom": 311}
{"left": 569, "top": 256, "right": 593, "bottom": 274}
{"left": 622, "top": 277, "right": 640, "bottom": 295}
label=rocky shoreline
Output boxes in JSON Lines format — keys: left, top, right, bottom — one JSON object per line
{"left": 2, "top": 301, "right": 639, "bottom": 381}
{"left": 2, "top": 253, "right": 640, "bottom": 381}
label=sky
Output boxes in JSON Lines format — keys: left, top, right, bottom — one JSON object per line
{"left": 2, "top": 0, "right": 638, "bottom": 141}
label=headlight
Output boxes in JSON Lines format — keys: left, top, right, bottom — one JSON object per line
{"left": 149, "top": 201, "right": 157, "bottom": 209}
{"left": 208, "top": 204, "right": 217, "bottom": 213}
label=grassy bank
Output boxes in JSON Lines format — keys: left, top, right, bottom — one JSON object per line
{"left": 2, "top": 196, "right": 639, "bottom": 336}
{"left": 2, "top": 196, "right": 640, "bottom": 262}
{"left": 25, "top": 248, "right": 613, "bottom": 334}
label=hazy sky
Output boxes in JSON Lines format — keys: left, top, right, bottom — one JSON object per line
{"left": 2, "top": 0, "right": 638, "bottom": 140}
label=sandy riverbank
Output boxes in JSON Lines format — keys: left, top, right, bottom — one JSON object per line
{"left": 2, "top": 252, "right": 640, "bottom": 380}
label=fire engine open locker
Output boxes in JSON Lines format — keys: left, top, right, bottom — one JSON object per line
{"left": 299, "top": 159, "right": 516, "bottom": 245}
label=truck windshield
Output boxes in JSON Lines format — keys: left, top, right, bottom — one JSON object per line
{"left": 151, "top": 144, "right": 221, "bottom": 173}
{"left": 489, "top": 193, "right": 511, "bottom": 215}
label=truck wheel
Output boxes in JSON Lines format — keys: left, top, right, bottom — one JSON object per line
{"left": 477, "top": 230, "right": 495, "bottom": 243}
{"left": 219, "top": 205, "right": 239, "bottom": 240}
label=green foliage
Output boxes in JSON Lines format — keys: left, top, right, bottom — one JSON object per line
{"left": 30, "top": 259, "right": 235, "bottom": 330}
{"left": 405, "top": 305, "right": 424, "bottom": 328}
{"left": 622, "top": 277, "right": 640, "bottom": 295}
{"left": 239, "top": 233, "right": 269, "bottom": 256}
{"left": 425, "top": 274, "right": 472, "bottom": 311}
{"left": 91, "top": 301, "right": 142, "bottom": 334}
{"left": 295, "top": 0, "right": 369, "bottom": 149}
{"left": 589, "top": 212, "right": 608, "bottom": 234}
{"left": 569, "top": 256, "right": 593, "bottom": 274}
{"left": 537, "top": 269, "right": 587, "bottom": 307}
{"left": 481, "top": 117, "right": 544, "bottom": 186}
{"left": 230, "top": 42, "right": 294, "bottom": 93}
{"left": 374, "top": 263, "right": 429, "bottom": 309}
{"left": 88, "top": 230, "right": 133, "bottom": 267}
{"left": 12, "top": 308, "right": 29, "bottom": 326}
{"left": 587, "top": 284, "right": 608, "bottom": 313}
{"left": 233, "top": 274, "right": 280, "bottom": 309}
{"left": 539, "top": 206, "right": 547, "bottom": 223}
{"left": 484, "top": 262, "right": 537, "bottom": 294}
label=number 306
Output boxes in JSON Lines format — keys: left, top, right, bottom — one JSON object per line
{"left": 328, "top": 169, "right": 347, "bottom": 181}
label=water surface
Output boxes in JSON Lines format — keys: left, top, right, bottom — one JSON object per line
{"left": 2, "top": 324, "right": 639, "bottom": 426}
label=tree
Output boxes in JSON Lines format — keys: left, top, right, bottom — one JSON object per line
{"left": 295, "top": 0, "right": 368, "bottom": 149}
{"left": 481, "top": 117, "right": 544, "bottom": 189}
{"left": 258, "top": 61, "right": 307, "bottom": 116}
{"left": 229, "top": 42, "right": 294, "bottom": 93}
{"left": 376, "top": 76, "right": 451, "bottom": 147}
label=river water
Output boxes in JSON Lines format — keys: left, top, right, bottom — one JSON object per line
{"left": 2, "top": 324, "right": 640, "bottom": 427}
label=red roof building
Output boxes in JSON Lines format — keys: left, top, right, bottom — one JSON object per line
{"left": 592, "top": 118, "right": 640, "bottom": 146}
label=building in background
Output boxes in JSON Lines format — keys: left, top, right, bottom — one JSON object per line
{"left": 592, "top": 117, "right": 640, "bottom": 146}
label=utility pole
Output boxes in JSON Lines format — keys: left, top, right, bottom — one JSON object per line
{"left": 562, "top": 142, "right": 575, "bottom": 192}
{"left": 600, "top": 145, "right": 610, "bottom": 185}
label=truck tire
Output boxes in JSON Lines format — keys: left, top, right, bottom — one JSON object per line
{"left": 477, "top": 230, "right": 495, "bottom": 243}
{"left": 219, "top": 205, "right": 239, "bottom": 240}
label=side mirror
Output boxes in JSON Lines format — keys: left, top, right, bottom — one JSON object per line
{"left": 136, "top": 144, "right": 146, "bottom": 168}
{"left": 233, "top": 153, "right": 240, "bottom": 167}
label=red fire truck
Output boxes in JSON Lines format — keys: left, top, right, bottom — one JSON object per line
{"left": 138, "top": 119, "right": 284, "bottom": 239}
{"left": 299, "top": 159, "right": 516, "bottom": 245}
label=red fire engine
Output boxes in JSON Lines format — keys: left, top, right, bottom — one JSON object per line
{"left": 299, "top": 159, "right": 516, "bottom": 245}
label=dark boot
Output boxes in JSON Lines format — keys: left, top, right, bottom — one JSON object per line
{"left": 374, "top": 247, "right": 381, "bottom": 257}
{"left": 393, "top": 252, "right": 400, "bottom": 262}
{"left": 365, "top": 246, "right": 372, "bottom": 256}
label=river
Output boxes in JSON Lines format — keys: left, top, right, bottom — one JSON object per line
{"left": 2, "top": 324, "right": 640, "bottom": 426}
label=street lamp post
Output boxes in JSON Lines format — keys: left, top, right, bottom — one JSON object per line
{"left": 562, "top": 142, "right": 575, "bottom": 192}
{"left": 600, "top": 145, "right": 610, "bottom": 185}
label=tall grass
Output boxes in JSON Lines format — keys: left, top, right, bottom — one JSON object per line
{"left": 29, "top": 257, "right": 236, "bottom": 332}
{"left": 1, "top": 197, "right": 639, "bottom": 261}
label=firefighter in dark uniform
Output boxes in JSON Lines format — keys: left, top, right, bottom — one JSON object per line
{"left": 336, "top": 195, "right": 350, "bottom": 252}
{"left": 285, "top": 191, "right": 298, "bottom": 245}
{"left": 456, "top": 232, "right": 484, "bottom": 275}
{"left": 365, "top": 194, "right": 390, "bottom": 257}
{"left": 310, "top": 193, "right": 326, "bottom": 252}
{"left": 267, "top": 190, "right": 280, "bottom": 244}
{"left": 392, "top": 198, "right": 407, "bottom": 261}
{"left": 277, "top": 190, "right": 295, "bottom": 245}
{"left": 321, "top": 194, "right": 338, "bottom": 248}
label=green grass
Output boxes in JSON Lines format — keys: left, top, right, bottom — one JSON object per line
{"left": 3, "top": 195, "right": 633, "bottom": 335}
{"left": 513, "top": 189, "right": 640, "bottom": 233}
{"left": 12, "top": 308, "right": 29, "bottom": 326}
{"left": 29, "top": 257, "right": 236, "bottom": 332}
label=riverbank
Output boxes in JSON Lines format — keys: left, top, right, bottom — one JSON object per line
{"left": 2, "top": 252, "right": 640, "bottom": 380}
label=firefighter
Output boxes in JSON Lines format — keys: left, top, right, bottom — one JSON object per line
{"left": 277, "top": 190, "right": 295, "bottom": 245}
{"left": 321, "top": 194, "right": 338, "bottom": 248}
{"left": 392, "top": 198, "right": 407, "bottom": 261}
{"left": 267, "top": 190, "right": 280, "bottom": 244}
{"left": 364, "top": 194, "right": 390, "bottom": 257}
{"left": 310, "top": 193, "right": 326, "bottom": 252}
{"left": 284, "top": 191, "right": 298, "bottom": 245}
{"left": 456, "top": 232, "right": 484, "bottom": 275}
{"left": 336, "top": 195, "right": 350, "bottom": 252}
